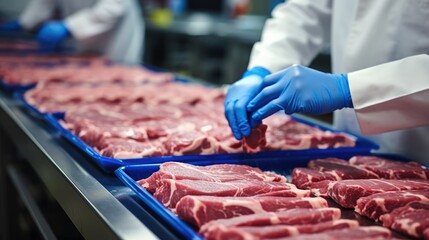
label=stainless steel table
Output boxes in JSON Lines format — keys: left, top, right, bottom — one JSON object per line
{"left": 0, "top": 91, "right": 181, "bottom": 240}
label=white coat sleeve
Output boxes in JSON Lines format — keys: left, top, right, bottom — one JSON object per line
{"left": 348, "top": 54, "right": 429, "bottom": 135}
{"left": 248, "top": 0, "right": 332, "bottom": 73}
{"left": 64, "top": 0, "right": 126, "bottom": 40}
{"left": 18, "top": 0, "right": 56, "bottom": 30}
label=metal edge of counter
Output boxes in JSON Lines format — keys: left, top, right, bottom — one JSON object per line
{"left": 0, "top": 92, "right": 160, "bottom": 240}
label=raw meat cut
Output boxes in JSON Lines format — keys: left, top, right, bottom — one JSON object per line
{"left": 97, "top": 138, "right": 167, "bottom": 158}
{"left": 291, "top": 158, "right": 378, "bottom": 190}
{"left": 242, "top": 124, "right": 267, "bottom": 153}
{"left": 277, "top": 226, "right": 392, "bottom": 240}
{"left": 263, "top": 115, "right": 356, "bottom": 150}
{"left": 163, "top": 130, "right": 219, "bottom": 155}
{"left": 308, "top": 158, "right": 379, "bottom": 179}
{"left": 175, "top": 196, "right": 328, "bottom": 227}
{"left": 254, "top": 188, "right": 310, "bottom": 197}
{"left": 138, "top": 162, "right": 286, "bottom": 194}
{"left": 310, "top": 180, "right": 334, "bottom": 197}
{"left": 380, "top": 202, "right": 429, "bottom": 239}
{"left": 380, "top": 202, "right": 429, "bottom": 227}
{"left": 199, "top": 208, "right": 341, "bottom": 238}
{"left": 350, "top": 156, "right": 427, "bottom": 179}
{"left": 205, "top": 219, "right": 359, "bottom": 240}
{"left": 153, "top": 179, "right": 299, "bottom": 208}
{"left": 355, "top": 189, "right": 429, "bottom": 220}
{"left": 327, "top": 179, "right": 429, "bottom": 208}
{"left": 292, "top": 168, "right": 337, "bottom": 189}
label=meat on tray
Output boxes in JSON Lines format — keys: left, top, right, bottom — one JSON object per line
{"left": 263, "top": 116, "right": 356, "bottom": 150}
{"left": 292, "top": 158, "right": 379, "bottom": 189}
{"left": 206, "top": 219, "right": 359, "bottom": 240}
{"left": 280, "top": 226, "right": 392, "bottom": 240}
{"left": 241, "top": 124, "right": 267, "bottom": 153}
{"left": 327, "top": 179, "right": 429, "bottom": 208}
{"left": 25, "top": 81, "right": 223, "bottom": 113}
{"left": 138, "top": 162, "right": 286, "bottom": 194}
{"left": 199, "top": 208, "right": 341, "bottom": 239}
{"left": 355, "top": 189, "right": 429, "bottom": 220}
{"left": 350, "top": 156, "right": 428, "bottom": 179}
{"left": 380, "top": 202, "right": 429, "bottom": 239}
{"left": 2, "top": 63, "right": 174, "bottom": 85}
{"left": 153, "top": 179, "right": 304, "bottom": 208}
{"left": 97, "top": 138, "right": 168, "bottom": 159}
{"left": 175, "top": 196, "right": 328, "bottom": 227}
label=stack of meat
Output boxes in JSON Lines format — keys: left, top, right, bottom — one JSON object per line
{"left": 139, "top": 162, "right": 395, "bottom": 240}
{"left": 0, "top": 51, "right": 358, "bottom": 158}
{"left": 292, "top": 156, "right": 429, "bottom": 239}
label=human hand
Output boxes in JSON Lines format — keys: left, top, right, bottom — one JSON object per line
{"left": 37, "top": 21, "right": 70, "bottom": 48}
{"left": 0, "top": 20, "right": 22, "bottom": 32}
{"left": 224, "top": 67, "right": 270, "bottom": 140}
{"left": 247, "top": 64, "right": 353, "bottom": 126}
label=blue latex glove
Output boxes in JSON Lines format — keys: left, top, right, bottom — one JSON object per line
{"left": 0, "top": 20, "right": 22, "bottom": 32}
{"left": 224, "top": 67, "right": 271, "bottom": 140}
{"left": 37, "top": 21, "right": 70, "bottom": 48}
{"left": 247, "top": 64, "right": 353, "bottom": 126}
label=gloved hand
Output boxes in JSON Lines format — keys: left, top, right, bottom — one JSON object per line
{"left": 37, "top": 21, "right": 70, "bottom": 48}
{"left": 247, "top": 64, "right": 353, "bottom": 126}
{"left": 0, "top": 20, "right": 22, "bottom": 32}
{"left": 224, "top": 67, "right": 271, "bottom": 140}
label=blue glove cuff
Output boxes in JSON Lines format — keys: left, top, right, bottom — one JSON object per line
{"left": 242, "top": 66, "right": 271, "bottom": 79}
{"left": 339, "top": 74, "right": 353, "bottom": 108}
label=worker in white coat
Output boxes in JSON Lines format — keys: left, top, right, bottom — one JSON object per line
{"left": 0, "top": 0, "right": 144, "bottom": 63}
{"left": 224, "top": 0, "right": 429, "bottom": 165}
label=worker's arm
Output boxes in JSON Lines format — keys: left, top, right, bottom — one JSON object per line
{"left": 19, "top": 0, "right": 56, "bottom": 30}
{"left": 349, "top": 54, "right": 429, "bottom": 134}
{"left": 64, "top": 0, "right": 127, "bottom": 40}
{"left": 248, "top": 0, "right": 332, "bottom": 73}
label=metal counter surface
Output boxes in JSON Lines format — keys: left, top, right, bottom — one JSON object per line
{"left": 0, "top": 91, "right": 181, "bottom": 240}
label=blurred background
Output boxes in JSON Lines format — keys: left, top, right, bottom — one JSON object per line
{"left": 0, "top": 0, "right": 331, "bottom": 85}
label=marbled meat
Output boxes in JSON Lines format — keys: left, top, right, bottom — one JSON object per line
{"left": 355, "top": 189, "right": 429, "bottom": 220}
{"left": 199, "top": 208, "right": 341, "bottom": 239}
{"left": 176, "top": 196, "right": 327, "bottom": 227}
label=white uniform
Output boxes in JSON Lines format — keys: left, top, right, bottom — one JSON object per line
{"left": 19, "top": 0, "right": 144, "bottom": 63}
{"left": 248, "top": 0, "right": 429, "bottom": 165}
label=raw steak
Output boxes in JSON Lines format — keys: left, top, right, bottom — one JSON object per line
{"left": 310, "top": 180, "right": 335, "bottom": 197}
{"left": 355, "top": 189, "right": 429, "bottom": 220}
{"left": 153, "top": 179, "right": 299, "bottom": 208}
{"left": 263, "top": 115, "right": 356, "bottom": 150}
{"left": 97, "top": 138, "right": 167, "bottom": 158}
{"left": 279, "top": 226, "right": 392, "bottom": 240}
{"left": 176, "top": 196, "right": 328, "bottom": 227}
{"left": 292, "top": 168, "right": 338, "bottom": 189}
{"left": 254, "top": 188, "right": 310, "bottom": 197}
{"left": 199, "top": 208, "right": 341, "bottom": 238}
{"left": 292, "top": 158, "right": 379, "bottom": 190}
{"left": 381, "top": 202, "right": 429, "bottom": 227}
{"left": 162, "top": 130, "right": 219, "bottom": 155}
{"left": 327, "top": 179, "right": 429, "bottom": 208}
{"left": 350, "top": 156, "right": 427, "bottom": 179}
{"left": 380, "top": 202, "right": 429, "bottom": 239}
{"left": 308, "top": 158, "right": 379, "bottom": 179}
{"left": 206, "top": 219, "right": 359, "bottom": 240}
{"left": 242, "top": 124, "right": 267, "bottom": 153}
{"left": 139, "top": 162, "right": 286, "bottom": 194}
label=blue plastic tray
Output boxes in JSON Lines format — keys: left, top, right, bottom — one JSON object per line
{"left": 44, "top": 111, "right": 378, "bottom": 172}
{"left": 114, "top": 152, "right": 410, "bottom": 240}
{"left": 0, "top": 80, "right": 35, "bottom": 93}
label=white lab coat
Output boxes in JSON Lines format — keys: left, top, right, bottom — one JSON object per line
{"left": 19, "top": 0, "right": 144, "bottom": 63}
{"left": 248, "top": 0, "right": 429, "bottom": 165}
